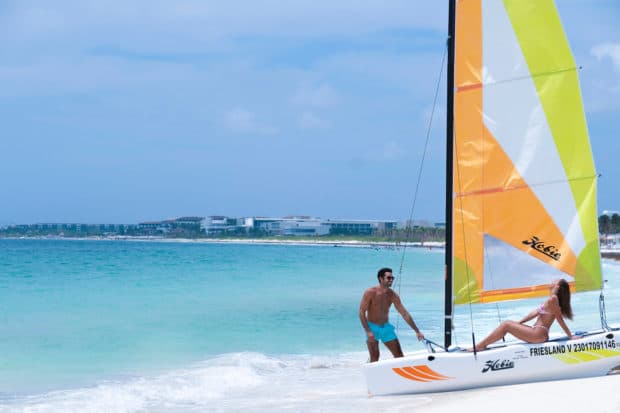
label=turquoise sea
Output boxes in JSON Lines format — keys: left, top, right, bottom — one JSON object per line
{"left": 1, "top": 239, "right": 619, "bottom": 412}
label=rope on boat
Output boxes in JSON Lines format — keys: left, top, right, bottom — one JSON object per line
{"left": 483, "top": 245, "right": 505, "bottom": 342}
{"left": 423, "top": 338, "right": 446, "bottom": 353}
{"left": 395, "top": 42, "right": 447, "bottom": 335}
{"left": 600, "top": 279, "right": 611, "bottom": 331}
{"left": 453, "top": 124, "right": 477, "bottom": 350}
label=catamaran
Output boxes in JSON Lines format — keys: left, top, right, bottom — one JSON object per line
{"left": 363, "top": 0, "right": 620, "bottom": 395}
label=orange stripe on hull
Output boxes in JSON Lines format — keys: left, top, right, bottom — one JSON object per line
{"left": 392, "top": 365, "right": 452, "bottom": 382}
{"left": 415, "top": 365, "right": 451, "bottom": 380}
{"left": 403, "top": 367, "right": 438, "bottom": 381}
{"left": 392, "top": 367, "right": 431, "bottom": 382}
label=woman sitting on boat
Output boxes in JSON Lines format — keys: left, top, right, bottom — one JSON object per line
{"left": 470, "top": 279, "right": 577, "bottom": 352}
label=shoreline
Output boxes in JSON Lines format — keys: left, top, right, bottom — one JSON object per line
{"left": 1, "top": 235, "right": 445, "bottom": 249}
{"left": 7, "top": 236, "right": 620, "bottom": 258}
{"left": 602, "top": 249, "right": 620, "bottom": 261}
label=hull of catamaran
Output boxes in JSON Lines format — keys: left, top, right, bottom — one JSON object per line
{"left": 363, "top": 331, "right": 620, "bottom": 395}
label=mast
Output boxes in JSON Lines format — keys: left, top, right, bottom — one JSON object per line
{"left": 444, "top": 0, "right": 456, "bottom": 349}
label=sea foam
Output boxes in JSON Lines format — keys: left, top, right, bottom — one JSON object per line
{"left": 0, "top": 352, "right": 373, "bottom": 413}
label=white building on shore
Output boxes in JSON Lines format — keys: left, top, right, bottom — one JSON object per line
{"left": 201, "top": 216, "right": 399, "bottom": 237}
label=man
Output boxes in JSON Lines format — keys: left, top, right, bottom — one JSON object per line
{"left": 359, "top": 267, "right": 425, "bottom": 362}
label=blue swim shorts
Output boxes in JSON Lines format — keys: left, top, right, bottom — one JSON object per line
{"left": 367, "top": 322, "right": 398, "bottom": 343}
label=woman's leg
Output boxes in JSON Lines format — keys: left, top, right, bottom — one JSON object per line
{"left": 474, "top": 321, "right": 547, "bottom": 351}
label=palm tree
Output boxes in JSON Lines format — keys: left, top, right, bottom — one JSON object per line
{"left": 599, "top": 214, "right": 611, "bottom": 247}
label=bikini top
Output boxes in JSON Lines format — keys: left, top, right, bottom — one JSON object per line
{"left": 538, "top": 303, "right": 551, "bottom": 315}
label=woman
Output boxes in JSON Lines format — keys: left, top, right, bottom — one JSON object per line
{"left": 469, "top": 279, "right": 578, "bottom": 352}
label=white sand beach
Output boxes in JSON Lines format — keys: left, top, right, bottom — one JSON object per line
{"left": 425, "top": 374, "right": 620, "bottom": 413}
{"left": 24, "top": 235, "right": 447, "bottom": 249}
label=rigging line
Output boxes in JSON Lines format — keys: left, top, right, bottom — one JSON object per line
{"left": 456, "top": 174, "right": 599, "bottom": 198}
{"left": 395, "top": 41, "right": 448, "bottom": 333}
{"left": 598, "top": 171, "right": 610, "bottom": 330}
{"left": 453, "top": 107, "right": 477, "bottom": 346}
{"left": 600, "top": 289, "right": 610, "bottom": 331}
{"left": 479, "top": 100, "right": 504, "bottom": 339}
{"left": 456, "top": 66, "right": 579, "bottom": 93}
{"left": 483, "top": 243, "right": 505, "bottom": 340}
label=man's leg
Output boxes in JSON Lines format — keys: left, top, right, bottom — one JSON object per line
{"left": 384, "top": 339, "right": 404, "bottom": 358}
{"left": 367, "top": 339, "right": 380, "bottom": 362}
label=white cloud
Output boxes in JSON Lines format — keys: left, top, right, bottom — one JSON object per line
{"left": 299, "top": 111, "right": 330, "bottom": 129}
{"left": 359, "top": 141, "right": 406, "bottom": 163}
{"left": 224, "top": 108, "right": 277, "bottom": 135}
{"left": 0, "top": 56, "right": 197, "bottom": 98}
{"left": 378, "top": 141, "right": 405, "bottom": 161}
{"left": 589, "top": 42, "right": 620, "bottom": 103}
{"left": 1, "top": 1, "right": 444, "bottom": 42}
{"left": 292, "top": 83, "right": 339, "bottom": 107}
{"left": 421, "top": 104, "right": 445, "bottom": 129}
{"left": 592, "top": 43, "right": 620, "bottom": 72}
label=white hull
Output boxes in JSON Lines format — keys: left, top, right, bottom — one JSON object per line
{"left": 363, "top": 331, "right": 620, "bottom": 395}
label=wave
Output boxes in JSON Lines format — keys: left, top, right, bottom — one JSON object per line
{"left": 0, "top": 352, "right": 373, "bottom": 413}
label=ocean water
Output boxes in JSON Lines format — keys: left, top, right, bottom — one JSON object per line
{"left": 1, "top": 239, "right": 619, "bottom": 412}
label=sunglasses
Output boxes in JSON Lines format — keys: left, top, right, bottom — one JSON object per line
{"left": 385, "top": 276, "right": 395, "bottom": 280}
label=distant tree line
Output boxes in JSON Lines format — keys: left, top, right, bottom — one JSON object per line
{"left": 0, "top": 224, "right": 146, "bottom": 238}
{"left": 599, "top": 213, "right": 620, "bottom": 235}
{"left": 0, "top": 222, "right": 445, "bottom": 242}
{"left": 6, "top": 215, "right": 618, "bottom": 240}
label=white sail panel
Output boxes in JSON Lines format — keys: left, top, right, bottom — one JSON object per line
{"left": 482, "top": 234, "right": 570, "bottom": 291}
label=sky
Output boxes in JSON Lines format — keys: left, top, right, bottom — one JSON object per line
{"left": 1, "top": 1, "right": 620, "bottom": 225}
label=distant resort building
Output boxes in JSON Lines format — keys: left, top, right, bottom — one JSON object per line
{"left": 601, "top": 233, "right": 620, "bottom": 248}
{"left": 138, "top": 216, "right": 204, "bottom": 236}
{"left": 324, "top": 219, "right": 396, "bottom": 235}
{"left": 1, "top": 215, "right": 439, "bottom": 238}
{"left": 249, "top": 216, "right": 330, "bottom": 236}
{"left": 201, "top": 216, "right": 240, "bottom": 235}
{"left": 140, "top": 215, "right": 402, "bottom": 237}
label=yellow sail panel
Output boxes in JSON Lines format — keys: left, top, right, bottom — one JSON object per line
{"left": 452, "top": 0, "right": 601, "bottom": 305}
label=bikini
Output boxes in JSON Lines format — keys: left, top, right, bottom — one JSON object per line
{"left": 538, "top": 303, "right": 550, "bottom": 315}
{"left": 532, "top": 304, "right": 551, "bottom": 335}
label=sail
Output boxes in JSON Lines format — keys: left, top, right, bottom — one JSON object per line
{"left": 452, "top": 0, "right": 602, "bottom": 304}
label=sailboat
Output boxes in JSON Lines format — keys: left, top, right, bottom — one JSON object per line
{"left": 363, "top": 0, "right": 620, "bottom": 395}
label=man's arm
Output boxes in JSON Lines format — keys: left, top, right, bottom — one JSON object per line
{"left": 359, "top": 290, "right": 376, "bottom": 342}
{"left": 392, "top": 293, "right": 425, "bottom": 340}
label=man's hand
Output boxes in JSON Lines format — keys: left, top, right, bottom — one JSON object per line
{"left": 415, "top": 331, "right": 425, "bottom": 341}
{"left": 366, "top": 330, "right": 377, "bottom": 342}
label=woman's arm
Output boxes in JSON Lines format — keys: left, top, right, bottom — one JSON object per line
{"left": 555, "top": 314, "right": 573, "bottom": 338}
{"left": 518, "top": 308, "right": 538, "bottom": 324}
{"left": 549, "top": 296, "right": 575, "bottom": 338}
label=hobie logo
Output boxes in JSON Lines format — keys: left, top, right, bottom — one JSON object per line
{"left": 482, "top": 359, "right": 514, "bottom": 373}
{"left": 522, "top": 236, "right": 561, "bottom": 261}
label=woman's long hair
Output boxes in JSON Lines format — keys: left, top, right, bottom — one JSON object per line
{"left": 556, "top": 279, "right": 573, "bottom": 320}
